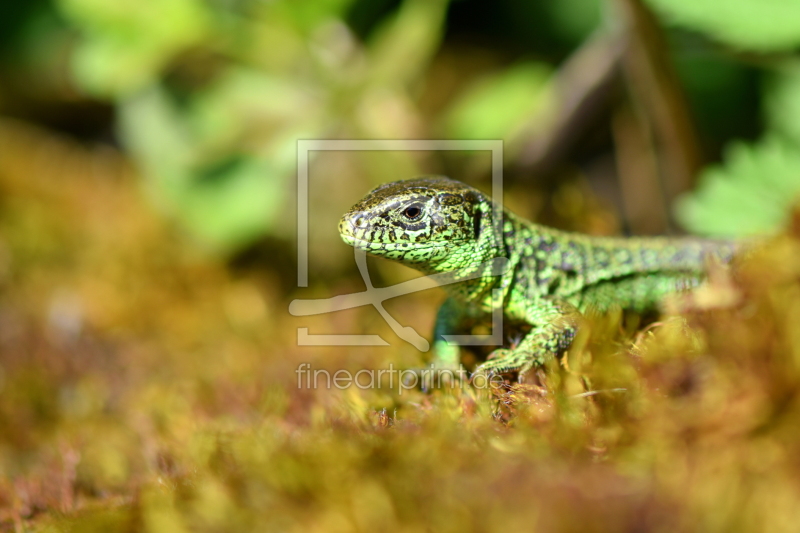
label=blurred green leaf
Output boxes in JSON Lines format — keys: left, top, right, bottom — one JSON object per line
{"left": 367, "top": 0, "right": 450, "bottom": 87}
{"left": 442, "top": 62, "right": 554, "bottom": 142}
{"left": 187, "top": 68, "right": 324, "bottom": 157}
{"left": 645, "top": 0, "right": 800, "bottom": 51}
{"left": 675, "top": 136, "right": 800, "bottom": 237}
{"left": 57, "top": 0, "right": 211, "bottom": 96}
{"left": 118, "top": 85, "right": 194, "bottom": 178}
{"left": 766, "top": 61, "right": 800, "bottom": 148}
{"left": 276, "top": 0, "right": 357, "bottom": 33}
{"left": 118, "top": 84, "right": 305, "bottom": 252}
{"left": 173, "top": 154, "right": 289, "bottom": 251}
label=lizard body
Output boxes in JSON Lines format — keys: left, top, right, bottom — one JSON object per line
{"left": 339, "top": 177, "right": 736, "bottom": 378}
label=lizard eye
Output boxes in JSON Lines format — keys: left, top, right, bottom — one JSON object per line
{"left": 402, "top": 204, "right": 423, "bottom": 221}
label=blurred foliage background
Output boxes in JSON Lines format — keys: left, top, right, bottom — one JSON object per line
{"left": 2, "top": 0, "right": 800, "bottom": 531}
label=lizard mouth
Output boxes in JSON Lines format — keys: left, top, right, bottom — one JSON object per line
{"left": 338, "top": 216, "right": 461, "bottom": 254}
{"left": 339, "top": 229, "right": 428, "bottom": 246}
{"left": 340, "top": 234, "right": 451, "bottom": 255}
{"left": 339, "top": 233, "right": 395, "bottom": 251}
{"left": 338, "top": 233, "right": 386, "bottom": 251}
{"left": 339, "top": 233, "right": 359, "bottom": 247}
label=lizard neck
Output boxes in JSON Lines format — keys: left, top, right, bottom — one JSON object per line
{"left": 426, "top": 198, "right": 509, "bottom": 305}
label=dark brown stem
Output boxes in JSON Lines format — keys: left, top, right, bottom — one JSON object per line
{"left": 514, "top": 30, "right": 628, "bottom": 177}
{"left": 611, "top": 0, "right": 703, "bottom": 201}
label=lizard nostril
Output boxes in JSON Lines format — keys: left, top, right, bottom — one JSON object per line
{"left": 354, "top": 216, "right": 368, "bottom": 228}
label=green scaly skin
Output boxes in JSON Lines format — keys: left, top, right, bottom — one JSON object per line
{"left": 339, "top": 177, "right": 737, "bottom": 379}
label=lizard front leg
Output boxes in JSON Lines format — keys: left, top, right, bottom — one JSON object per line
{"left": 413, "top": 297, "right": 474, "bottom": 389}
{"left": 431, "top": 297, "right": 470, "bottom": 369}
{"left": 473, "top": 298, "right": 581, "bottom": 379}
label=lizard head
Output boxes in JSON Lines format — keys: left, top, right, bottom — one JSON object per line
{"left": 339, "top": 176, "right": 498, "bottom": 272}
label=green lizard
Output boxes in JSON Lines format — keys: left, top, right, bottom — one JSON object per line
{"left": 338, "top": 176, "right": 737, "bottom": 380}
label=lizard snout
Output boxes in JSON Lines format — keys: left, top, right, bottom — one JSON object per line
{"left": 338, "top": 212, "right": 370, "bottom": 245}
